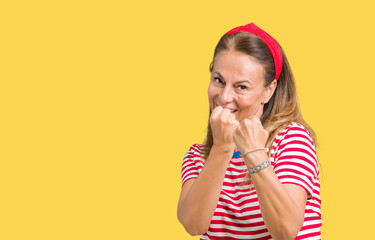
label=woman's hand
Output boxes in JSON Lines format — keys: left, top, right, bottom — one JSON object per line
{"left": 210, "top": 106, "right": 239, "bottom": 152}
{"left": 233, "top": 116, "right": 269, "bottom": 156}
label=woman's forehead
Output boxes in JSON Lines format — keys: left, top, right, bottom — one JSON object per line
{"left": 212, "top": 50, "right": 265, "bottom": 82}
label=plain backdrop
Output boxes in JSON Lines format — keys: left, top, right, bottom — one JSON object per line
{"left": 1, "top": 0, "right": 375, "bottom": 239}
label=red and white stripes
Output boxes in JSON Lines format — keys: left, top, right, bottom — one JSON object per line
{"left": 181, "top": 122, "right": 322, "bottom": 239}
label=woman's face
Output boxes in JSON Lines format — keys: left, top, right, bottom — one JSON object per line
{"left": 208, "top": 50, "right": 275, "bottom": 122}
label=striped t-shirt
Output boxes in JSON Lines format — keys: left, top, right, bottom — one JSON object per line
{"left": 181, "top": 122, "right": 322, "bottom": 240}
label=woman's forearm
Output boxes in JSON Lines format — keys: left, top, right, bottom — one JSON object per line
{"left": 177, "top": 146, "right": 232, "bottom": 235}
{"left": 246, "top": 152, "right": 306, "bottom": 240}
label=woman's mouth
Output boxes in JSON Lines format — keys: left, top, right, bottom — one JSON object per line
{"left": 215, "top": 104, "right": 237, "bottom": 113}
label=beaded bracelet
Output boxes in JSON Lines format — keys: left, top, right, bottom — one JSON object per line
{"left": 247, "top": 159, "right": 271, "bottom": 174}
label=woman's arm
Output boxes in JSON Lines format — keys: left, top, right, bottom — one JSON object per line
{"left": 177, "top": 107, "right": 239, "bottom": 235}
{"left": 234, "top": 118, "right": 310, "bottom": 240}
{"left": 177, "top": 146, "right": 232, "bottom": 236}
{"left": 245, "top": 150, "right": 307, "bottom": 240}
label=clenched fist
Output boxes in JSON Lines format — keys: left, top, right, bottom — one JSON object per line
{"left": 210, "top": 106, "right": 240, "bottom": 152}
{"left": 233, "top": 116, "right": 269, "bottom": 156}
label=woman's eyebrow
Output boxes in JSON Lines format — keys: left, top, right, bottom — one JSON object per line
{"left": 213, "top": 71, "right": 253, "bottom": 85}
{"left": 236, "top": 80, "right": 252, "bottom": 85}
{"left": 213, "top": 72, "right": 225, "bottom": 79}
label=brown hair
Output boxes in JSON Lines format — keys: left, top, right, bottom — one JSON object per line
{"left": 203, "top": 32, "right": 317, "bottom": 159}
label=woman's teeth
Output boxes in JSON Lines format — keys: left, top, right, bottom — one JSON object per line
{"left": 215, "top": 105, "right": 237, "bottom": 113}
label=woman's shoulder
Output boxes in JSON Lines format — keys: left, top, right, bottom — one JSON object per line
{"left": 274, "top": 122, "right": 314, "bottom": 145}
{"left": 277, "top": 121, "right": 311, "bottom": 135}
{"left": 182, "top": 144, "right": 206, "bottom": 166}
{"left": 185, "top": 144, "right": 205, "bottom": 155}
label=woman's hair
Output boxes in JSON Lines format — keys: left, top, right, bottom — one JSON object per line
{"left": 203, "top": 32, "right": 317, "bottom": 159}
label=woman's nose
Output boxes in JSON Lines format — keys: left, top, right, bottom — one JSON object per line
{"left": 220, "top": 86, "right": 234, "bottom": 105}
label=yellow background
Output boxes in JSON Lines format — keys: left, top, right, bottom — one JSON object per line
{"left": 1, "top": 0, "right": 374, "bottom": 239}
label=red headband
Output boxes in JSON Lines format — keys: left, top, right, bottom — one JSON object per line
{"left": 225, "top": 23, "right": 283, "bottom": 81}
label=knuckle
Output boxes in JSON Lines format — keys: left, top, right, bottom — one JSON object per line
{"left": 243, "top": 118, "right": 251, "bottom": 125}
{"left": 212, "top": 106, "right": 222, "bottom": 115}
{"left": 237, "top": 124, "right": 242, "bottom": 130}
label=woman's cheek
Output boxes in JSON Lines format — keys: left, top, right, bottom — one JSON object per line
{"left": 238, "top": 106, "right": 254, "bottom": 121}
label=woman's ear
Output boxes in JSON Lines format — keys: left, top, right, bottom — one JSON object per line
{"left": 264, "top": 79, "right": 277, "bottom": 102}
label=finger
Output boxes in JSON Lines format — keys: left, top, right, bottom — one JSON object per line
{"left": 241, "top": 118, "right": 252, "bottom": 126}
{"left": 254, "top": 116, "right": 262, "bottom": 124}
{"left": 211, "top": 106, "right": 223, "bottom": 119}
{"left": 219, "top": 107, "right": 231, "bottom": 121}
{"left": 229, "top": 113, "right": 240, "bottom": 126}
{"left": 234, "top": 119, "right": 240, "bottom": 127}
{"left": 234, "top": 123, "right": 242, "bottom": 134}
{"left": 228, "top": 112, "right": 236, "bottom": 121}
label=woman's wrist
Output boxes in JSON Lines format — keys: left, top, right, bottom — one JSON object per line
{"left": 243, "top": 150, "right": 268, "bottom": 168}
{"left": 211, "top": 144, "right": 234, "bottom": 155}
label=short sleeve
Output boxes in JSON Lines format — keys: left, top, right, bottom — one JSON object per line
{"left": 273, "top": 124, "right": 319, "bottom": 198}
{"left": 181, "top": 144, "right": 202, "bottom": 186}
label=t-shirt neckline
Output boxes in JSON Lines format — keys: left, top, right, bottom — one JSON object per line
{"left": 232, "top": 151, "right": 242, "bottom": 158}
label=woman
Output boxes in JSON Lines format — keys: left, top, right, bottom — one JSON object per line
{"left": 177, "top": 22, "right": 321, "bottom": 240}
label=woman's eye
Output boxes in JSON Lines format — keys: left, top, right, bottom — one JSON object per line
{"left": 237, "top": 85, "right": 247, "bottom": 90}
{"left": 214, "top": 78, "right": 223, "bottom": 84}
